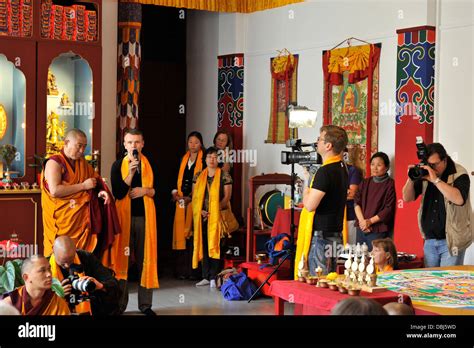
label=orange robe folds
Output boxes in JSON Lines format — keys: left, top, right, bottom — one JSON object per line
{"left": 6, "top": 286, "right": 70, "bottom": 315}
{"left": 42, "top": 152, "right": 99, "bottom": 257}
{"left": 101, "top": 155, "right": 159, "bottom": 289}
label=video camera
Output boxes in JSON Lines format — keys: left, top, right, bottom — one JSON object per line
{"left": 408, "top": 136, "right": 429, "bottom": 181}
{"left": 281, "top": 139, "right": 322, "bottom": 176}
{"left": 66, "top": 264, "right": 96, "bottom": 305}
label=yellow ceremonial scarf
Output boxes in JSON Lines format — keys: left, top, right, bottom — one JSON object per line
{"left": 41, "top": 152, "right": 98, "bottom": 257}
{"left": 294, "top": 155, "right": 348, "bottom": 279}
{"left": 49, "top": 253, "right": 91, "bottom": 314}
{"left": 101, "top": 154, "right": 159, "bottom": 289}
{"left": 173, "top": 150, "right": 203, "bottom": 250}
{"left": 17, "top": 286, "right": 70, "bottom": 315}
{"left": 192, "top": 168, "right": 221, "bottom": 269}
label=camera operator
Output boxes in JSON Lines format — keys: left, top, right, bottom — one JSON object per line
{"left": 303, "top": 125, "right": 349, "bottom": 275}
{"left": 402, "top": 143, "right": 471, "bottom": 267}
{"left": 50, "top": 236, "right": 121, "bottom": 315}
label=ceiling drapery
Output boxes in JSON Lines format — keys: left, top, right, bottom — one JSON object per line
{"left": 119, "top": 0, "right": 304, "bottom": 13}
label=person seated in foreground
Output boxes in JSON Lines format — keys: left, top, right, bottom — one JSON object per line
{"left": 383, "top": 302, "right": 415, "bottom": 315}
{"left": 331, "top": 297, "right": 388, "bottom": 315}
{"left": 0, "top": 255, "right": 70, "bottom": 315}
{"left": 371, "top": 238, "right": 398, "bottom": 273}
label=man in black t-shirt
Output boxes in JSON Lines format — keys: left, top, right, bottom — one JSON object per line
{"left": 402, "top": 143, "right": 471, "bottom": 267}
{"left": 303, "top": 125, "right": 348, "bottom": 275}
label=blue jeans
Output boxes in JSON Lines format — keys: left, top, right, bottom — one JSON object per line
{"left": 423, "top": 239, "right": 465, "bottom": 267}
{"left": 308, "top": 232, "right": 342, "bottom": 276}
{"left": 356, "top": 228, "right": 390, "bottom": 252}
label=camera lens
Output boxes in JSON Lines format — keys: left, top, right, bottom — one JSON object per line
{"left": 72, "top": 278, "right": 96, "bottom": 292}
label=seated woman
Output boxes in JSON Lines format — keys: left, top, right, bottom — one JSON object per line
{"left": 371, "top": 238, "right": 398, "bottom": 273}
{"left": 354, "top": 152, "right": 396, "bottom": 250}
{"left": 192, "top": 147, "right": 233, "bottom": 288}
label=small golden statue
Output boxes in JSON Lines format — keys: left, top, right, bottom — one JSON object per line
{"left": 47, "top": 69, "right": 59, "bottom": 96}
{"left": 46, "top": 111, "right": 67, "bottom": 155}
{"left": 60, "top": 93, "right": 73, "bottom": 108}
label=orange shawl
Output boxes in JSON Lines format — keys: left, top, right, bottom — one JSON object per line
{"left": 42, "top": 152, "right": 98, "bottom": 257}
{"left": 102, "top": 154, "right": 159, "bottom": 289}
{"left": 173, "top": 150, "right": 203, "bottom": 250}
{"left": 10, "top": 286, "right": 70, "bottom": 315}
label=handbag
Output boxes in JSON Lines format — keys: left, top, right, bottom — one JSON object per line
{"left": 220, "top": 203, "right": 239, "bottom": 237}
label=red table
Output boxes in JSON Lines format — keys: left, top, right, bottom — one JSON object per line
{"left": 269, "top": 280, "right": 413, "bottom": 315}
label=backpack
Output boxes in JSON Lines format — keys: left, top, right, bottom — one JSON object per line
{"left": 221, "top": 272, "right": 259, "bottom": 301}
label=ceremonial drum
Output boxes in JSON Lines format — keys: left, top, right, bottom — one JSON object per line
{"left": 258, "top": 189, "right": 284, "bottom": 226}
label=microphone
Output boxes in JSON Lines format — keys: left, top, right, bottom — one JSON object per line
{"left": 132, "top": 149, "right": 140, "bottom": 174}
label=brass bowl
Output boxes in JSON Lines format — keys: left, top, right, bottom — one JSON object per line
{"left": 306, "top": 277, "right": 317, "bottom": 285}
{"left": 338, "top": 285, "right": 348, "bottom": 294}
{"left": 348, "top": 288, "right": 361, "bottom": 296}
{"left": 298, "top": 277, "right": 306, "bottom": 282}
{"left": 318, "top": 279, "right": 329, "bottom": 288}
{"left": 328, "top": 282, "right": 339, "bottom": 291}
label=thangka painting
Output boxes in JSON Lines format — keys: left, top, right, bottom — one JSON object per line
{"left": 378, "top": 270, "right": 474, "bottom": 309}
{"left": 266, "top": 53, "right": 298, "bottom": 144}
{"left": 217, "top": 53, "right": 244, "bottom": 219}
{"left": 323, "top": 44, "right": 381, "bottom": 176}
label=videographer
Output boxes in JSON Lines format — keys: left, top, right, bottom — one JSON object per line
{"left": 303, "top": 125, "right": 349, "bottom": 275}
{"left": 50, "top": 236, "right": 121, "bottom": 315}
{"left": 402, "top": 143, "right": 471, "bottom": 267}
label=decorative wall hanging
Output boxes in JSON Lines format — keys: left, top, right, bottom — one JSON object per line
{"left": 323, "top": 41, "right": 381, "bottom": 176}
{"left": 393, "top": 26, "right": 435, "bottom": 257}
{"left": 217, "top": 53, "right": 244, "bottom": 219}
{"left": 117, "top": 2, "right": 142, "bottom": 155}
{"left": 266, "top": 50, "right": 298, "bottom": 144}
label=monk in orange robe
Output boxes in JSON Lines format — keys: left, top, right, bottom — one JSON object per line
{"left": 42, "top": 129, "right": 111, "bottom": 257}
{"left": 0, "top": 255, "right": 70, "bottom": 315}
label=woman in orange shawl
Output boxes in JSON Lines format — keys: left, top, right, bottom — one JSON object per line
{"left": 192, "top": 147, "right": 232, "bottom": 288}
{"left": 172, "top": 131, "right": 204, "bottom": 280}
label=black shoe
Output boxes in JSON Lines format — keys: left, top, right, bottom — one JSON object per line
{"left": 178, "top": 275, "right": 187, "bottom": 280}
{"left": 142, "top": 308, "right": 157, "bottom": 316}
{"left": 188, "top": 275, "right": 199, "bottom": 281}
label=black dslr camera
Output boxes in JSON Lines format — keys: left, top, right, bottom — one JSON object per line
{"left": 66, "top": 264, "right": 96, "bottom": 305}
{"left": 408, "top": 136, "right": 429, "bottom": 181}
{"left": 281, "top": 139, "right": 322, "bottom": 176}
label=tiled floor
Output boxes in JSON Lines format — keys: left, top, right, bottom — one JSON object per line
{"left": 123, "top": 277, "right": 294, "bottom": 315}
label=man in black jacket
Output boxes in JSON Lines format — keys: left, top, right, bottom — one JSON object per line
{"left": 51, "top": 236, "right": 121, "bottom": 315}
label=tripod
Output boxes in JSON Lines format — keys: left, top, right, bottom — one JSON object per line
{"left": 248, "top": 154, "right": 298, "bottom": 303}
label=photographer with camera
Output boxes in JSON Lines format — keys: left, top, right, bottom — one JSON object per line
{"left": 402, "top": 142, "right": 471, "bottom": 267}
{"left": 50, "top": 236, "right": 121, "bottom": 315}
{"left": 302, "top": 125, "right": 349, "bottom": 275}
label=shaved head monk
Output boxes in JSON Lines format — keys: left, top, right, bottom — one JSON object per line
{"left": 50, "top": 236, "right": 121, "bottom": 315}
{"left": 42, "top": 129, "right": 111, "bottom": 256}
{"left": 0, "top": 255, "right": 70, "bottom": 315}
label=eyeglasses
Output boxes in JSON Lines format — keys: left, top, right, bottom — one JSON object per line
{"left": 317, "top": 136, "right": 326, "bottom": 143}
{"left": 428, "top": 159, "right": 443, "bottom": 169}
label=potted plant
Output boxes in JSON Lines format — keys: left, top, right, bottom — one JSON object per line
{"left": 28, "top": 153, "right": 47, "bottom": 185}
{"left": 0, "top": 144, "right": 17, "bottom": 183}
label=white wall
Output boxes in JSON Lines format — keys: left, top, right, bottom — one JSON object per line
{"left": 101, "top": 0, "right": 118, "bottom": 181}
{"left": 436, "top": 0, "right": 473, "bottom": 264}
{"left": 186, "top": 10, "right": 219, "bottom": 146}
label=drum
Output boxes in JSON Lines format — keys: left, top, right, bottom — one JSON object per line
{"left": 258, "top": 189, "right": 284, "bottom": 226}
